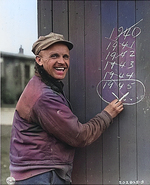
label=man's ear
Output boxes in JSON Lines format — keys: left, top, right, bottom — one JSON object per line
{"left": 35, "top": 56, "right": 43, "bottom": 66}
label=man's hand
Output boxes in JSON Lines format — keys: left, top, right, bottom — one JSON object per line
{"left": 104, "top": 99, "right": 124, "bottom": 119}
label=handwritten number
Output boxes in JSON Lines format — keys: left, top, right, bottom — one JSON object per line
{"left": 128, "top": 61, "right": 134, "bottom": 69}
{"left": 112, "top": 41, "right": 118, "bottom": 51}
{"left": 126, "top": 72, "right": 134, "bottom": 79}
{"left": 130, "top": 51, "right": 135, "bottom": 57}
{"left": 101, "top": 19, "right": 144, "bottom": 105}
{"left": 119, "top": 82, "right": 124, "bottom": 90}
{"left": 132, "top": 27, "right": 141, "bottom": 38}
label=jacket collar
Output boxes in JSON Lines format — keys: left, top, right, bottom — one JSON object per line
{"left": 35, "top": 68, "right": 64, "bottom": 95}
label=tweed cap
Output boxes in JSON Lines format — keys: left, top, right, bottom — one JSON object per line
{"left": 32, "top": 32, "right": 73, "bottom": 55}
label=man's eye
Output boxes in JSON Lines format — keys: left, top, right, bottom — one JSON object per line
{"left": 63, "top": 55, "right": 69, "bottom": 59}
{"left": 51, "top": 54, "right": 58, "bottom": 59}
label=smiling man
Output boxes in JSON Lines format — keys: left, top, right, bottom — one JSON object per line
{"left": 9, "top": 32, "right": 123, "bottom": 185}
{"left": 36, "top": 43, "right": 70, "bottom": 80}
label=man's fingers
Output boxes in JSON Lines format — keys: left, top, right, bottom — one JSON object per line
{"left": 112, "top": 99, "right": 123, "bottom": 107}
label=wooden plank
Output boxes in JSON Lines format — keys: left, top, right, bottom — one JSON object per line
{"left": 68, "top": 1, "right": 86, "bottom": 184}
{"left": 117, "top": 1, "right": 137, "bottom": 183}
{"left": 38, "top": 0, "right": 52, "bottom": 36}
{"left": 84, "top": 1, "right": 102, "bottom": 184}
{"left": 69, "top": 0, "right": 85, "bottom": 122}
{"left": 53, "top": 0, "right": 69, "bottom": 98}
{"left": 101, "top": 1, "right": 119, "bottom": 184}
{"left": 136, "top": 1, "right": 150, "bottom": 184}
{"left": 53, "top": 0, "right": 68, "bottom": 37}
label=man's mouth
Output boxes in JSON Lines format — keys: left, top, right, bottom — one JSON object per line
{"left": 54, "top": 67, "right": 66, "bottom": 71}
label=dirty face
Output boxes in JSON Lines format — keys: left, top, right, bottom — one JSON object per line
{"left": 36, "top": 43, "right": 70, "bottom": 80}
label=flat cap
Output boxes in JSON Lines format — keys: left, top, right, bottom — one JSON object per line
{"left": 32, "top": 32, "right": 73, "bottom": 55}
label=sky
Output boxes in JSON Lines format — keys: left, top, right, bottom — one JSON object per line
{"left": 0, "top": 0, "right": 37, "bottom": 56}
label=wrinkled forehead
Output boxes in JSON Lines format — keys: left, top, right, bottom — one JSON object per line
{"left": 39, "top": 42, "right": 70, "bottom": 56}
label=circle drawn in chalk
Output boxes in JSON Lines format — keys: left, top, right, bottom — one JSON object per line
{"left": 96, "top": 79, "right": 145, "bottom": 105}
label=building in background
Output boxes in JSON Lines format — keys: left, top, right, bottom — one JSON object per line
{"left": 0, "top": 47, "right": 35, "bottom": 105}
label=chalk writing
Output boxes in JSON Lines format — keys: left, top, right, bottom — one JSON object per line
{"left": 97, "top": 19, "right": 145, "bottom": 105}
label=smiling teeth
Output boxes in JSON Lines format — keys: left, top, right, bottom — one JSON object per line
{"left": 55, "top": 67, "right": 65, "bottom": 71}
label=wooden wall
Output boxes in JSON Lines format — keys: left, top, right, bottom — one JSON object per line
{"left": 38, "top": 1, "right": 150, "bottom": 184}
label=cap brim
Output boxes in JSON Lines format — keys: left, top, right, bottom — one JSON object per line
{"left": 42, "top": 40, "right": 73, "bottom": 51}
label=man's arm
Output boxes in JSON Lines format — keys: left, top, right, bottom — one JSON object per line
{"left": 32, "top": 94, "right": 123, "bottom": 148}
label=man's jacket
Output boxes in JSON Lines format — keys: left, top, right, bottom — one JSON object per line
{"left": 9, "top": 75, "right": 112, "bottom": 181}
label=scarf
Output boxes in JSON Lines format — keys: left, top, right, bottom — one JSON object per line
{"left": 35, "top": 63, "right": 64, "bottom": 95}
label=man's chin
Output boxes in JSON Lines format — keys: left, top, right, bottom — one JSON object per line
{"left": 53, "top": 75, "right": 66, "bottom": 80}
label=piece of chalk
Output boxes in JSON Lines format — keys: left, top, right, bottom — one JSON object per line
{"left": 112, "top": 92, "right": 119, "bottom": 99}
{"left": 119, "top": 92, "right": 129, "bottom": 101}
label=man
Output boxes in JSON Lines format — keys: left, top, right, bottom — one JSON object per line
{"left": 9, "top": 32, "right": 123, "bottom": 185}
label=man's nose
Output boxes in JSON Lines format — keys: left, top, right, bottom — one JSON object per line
{"left": 58, "top": 56, "right": 65, "bottom": 64}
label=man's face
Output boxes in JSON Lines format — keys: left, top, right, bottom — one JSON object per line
{"left": 36, "top": 43, "right": 70, "bottom": 80}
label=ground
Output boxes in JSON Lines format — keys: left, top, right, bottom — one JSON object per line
{"left": 1, "top": 125, "right": 12, "bottom": 185}
{"left": 1, "top": 107, "right": 15, "bottom": 185}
